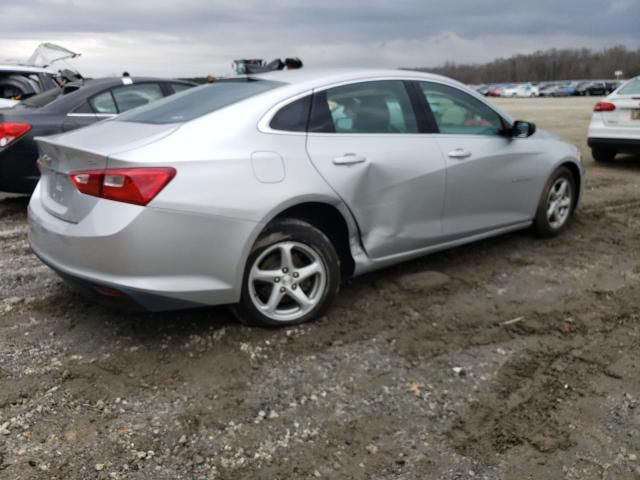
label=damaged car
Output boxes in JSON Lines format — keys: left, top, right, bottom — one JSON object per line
{"left": 0, "top": 43, "right": 81, "bottom": 104}
{"left": 28, "top": 69, "right": 584, "bottom": 326}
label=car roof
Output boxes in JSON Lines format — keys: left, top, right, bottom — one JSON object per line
{"left": 0, "top": 65, "right": 53, "bottom": 74}
{"left": 247, "top": 68, "right": 467, "bottom": 93}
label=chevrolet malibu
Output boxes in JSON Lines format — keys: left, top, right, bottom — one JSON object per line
{"left": 28, "top": 69, "right": 584, "bottom": 326}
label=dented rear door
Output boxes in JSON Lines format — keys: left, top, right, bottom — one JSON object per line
{"left": 305, "top": 80, "right": 446, "bottom": 260}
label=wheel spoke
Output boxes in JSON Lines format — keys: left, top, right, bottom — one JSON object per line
{"left": 287, "top": 287, "right": 313, "bottom": 310}
{"left": 547, "top": 200, "right": 557, "bottom": 218}
{"left": 557, "top": 181, "right": 568, "bottom": 198}
{"left": 251, "top": 267, "right": 280, "bottom": 283}
{"left": 296, "top": 261, "right": 322, "bottom": 282}
{"left": 263, "top": 286, "right": 285, "bottom": 314}
{"left": 558, "top": 197, "right": 571, "bottom": 208}
{"left": 279, "top": 243, "right": 295, "bottom": 272}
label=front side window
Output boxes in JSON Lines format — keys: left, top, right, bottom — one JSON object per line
{"left": 310, "top": 80, "right": 418, "bottom": 134}
{"left": 170, "top": 82, "right": 194, "bottom": 94}
{"left": 419, "top": 82, "right": 504, "bottom": 136}
{"left": 112, "top": 83, "right": 164, "bottom": 113}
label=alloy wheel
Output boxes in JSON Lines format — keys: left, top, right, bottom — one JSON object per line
{"left": 248, "top": 241, "right": 327, "bottom": 322}
{"left": 546, "top": 177, "right": 572, "bottom": 230}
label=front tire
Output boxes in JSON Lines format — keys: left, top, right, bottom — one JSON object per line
{"left": 591, "top": 148, "right": 616, "bottom": 163}
{"left": 232, "top": 219, "right": 340, "bottom": 327}
{"left": 532, "top": 167, "right": 576, "bottom": 237}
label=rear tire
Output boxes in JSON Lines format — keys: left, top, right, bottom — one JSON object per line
{"left": 232, "top": 219, "right": 340, "bottom": 327}
{"left": 532, "top": 167, "right": 576, "bottom": 237}
{"left": 591, "top": 148, "right": 616, "bottom": 163}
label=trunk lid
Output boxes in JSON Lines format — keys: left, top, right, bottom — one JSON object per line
{"left": 36, "top": 120, "right": 179, "bottom": 223}
{"left": 603, "top": 96, "right": 640, "bottom": 128}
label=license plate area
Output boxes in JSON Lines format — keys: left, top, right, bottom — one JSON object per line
{"left": 632, "top": 109, "right": 640, "bottom": 120}
{"left": 47, "top": 171, "right": 73, "bottom": 206}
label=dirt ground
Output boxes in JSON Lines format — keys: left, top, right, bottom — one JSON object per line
{"left": 1, "top": 96, "right": 639, "bottom": 479}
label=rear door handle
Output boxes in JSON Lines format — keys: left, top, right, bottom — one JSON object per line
{"left": 333, "top": 153, "right": 367, "bottom": 165}
{"left": 447, "top": 149, "right": 472, "bottom": 159}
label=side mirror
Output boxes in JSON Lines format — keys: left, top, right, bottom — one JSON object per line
{"left": 511, "top": 120, "right": 536, "bottom": 138}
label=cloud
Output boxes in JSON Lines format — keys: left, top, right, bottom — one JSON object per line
{"left": 2, "top": 0, "right": 639, "bottom": 77}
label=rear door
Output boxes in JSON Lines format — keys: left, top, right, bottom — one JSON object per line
{"left": 63, "top": 99, "right": 100, "bottom": 132}
{"left": 415, "top": 81, "right": 541, "bottom": 239}
{"left": 305, "top": 79, "right": 446, "bottom": 259}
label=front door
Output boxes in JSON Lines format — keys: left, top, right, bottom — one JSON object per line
{"left": 416, "top": 81, "right": 542, "bottom": 239}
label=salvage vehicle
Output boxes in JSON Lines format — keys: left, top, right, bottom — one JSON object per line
{"left": 0, "top": 76, "right": 195, "bottom": 193}
{"left": 28, "top": 69, "right": 584, "bottom": 326}
{"left": 0, "top": 43, "right": 81, "bottom": 102}
{"left": 0, "top": 65, "right": 60, "bottom": 102}
{"left": 587, "top": 75, "right": 640, "bottom": 162}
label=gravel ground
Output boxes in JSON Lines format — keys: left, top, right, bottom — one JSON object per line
{"left": 1, "top": 96, "right": 640, "bottom": 479}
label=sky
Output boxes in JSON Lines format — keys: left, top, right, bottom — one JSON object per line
{"left": 1, "top": 0, "right": 640, "bottom": 78}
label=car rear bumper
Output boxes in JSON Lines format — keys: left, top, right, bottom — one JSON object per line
{"left": 28, "top": 183, "right": 261, "bottom": 311}
{"left": 588, "top": 137, "right": 640, "bottom": 153}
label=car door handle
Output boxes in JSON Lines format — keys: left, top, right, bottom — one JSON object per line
{"left": 447, "top": 149, "right": 472, "bottom": 159}
{"left": 333, "top": 154, "right": 367, "bottom": 165}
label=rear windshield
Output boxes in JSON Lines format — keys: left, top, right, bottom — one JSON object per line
{"left": 618, "top": 78, "right": 640, "bottom": 96}
{"left": 21, "top": 87, "right": 62, "bottom": 108}
{"left": 117, "top": 78, "right": 284, "bottom": 124}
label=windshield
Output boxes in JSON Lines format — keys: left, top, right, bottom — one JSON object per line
{"left": 618, "top": 78, "right": 640, "bottom": 96}
{"left": 117, "top": 78, "right": 285, "bottom": 125}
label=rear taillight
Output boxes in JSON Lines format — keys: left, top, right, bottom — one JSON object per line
{"left": 0, "top": 123, "right": 31, "bottom": 147}
{"left": 69, "top": 167, "right": 176, "bottom": 206}
{"left": 594, "top": 101, "right": 616, "bottom": 112}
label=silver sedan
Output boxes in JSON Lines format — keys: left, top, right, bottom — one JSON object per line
{"left": 28, "top": 69, "right": 583, "bottom": 326}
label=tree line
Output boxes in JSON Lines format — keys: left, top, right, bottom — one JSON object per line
{"left": 407, "top": 46, "right": 640, "bottom": 84}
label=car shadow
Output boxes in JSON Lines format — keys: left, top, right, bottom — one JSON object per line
{"left": 0, "top": 194, "right": 30, "bottom": 218}
{"left": 603, "top": 153, "right": 640, "bottom": 171}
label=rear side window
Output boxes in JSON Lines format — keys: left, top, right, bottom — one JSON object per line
{"left": 309, "top": 80, "right": 418, "bottom": 134}
{"left": 170, "top": 83, "right": 194, "bottom": 94}
{"left": 618, "top": 78, "right": 640, "bottom": 95}
{"left": 270, "top": 95, "right": 311, "bottom": 132}
{"left": 117, "top": 79, "right": 284, "bottom": 124}
{"left": 89, "top": 91, "right": 117, "bottom": 114}
{"left": 112, "top": 83, "right": 164, "bottom": 112}
{"left": 71, "top": 100, "right": 93, "bottom": 114}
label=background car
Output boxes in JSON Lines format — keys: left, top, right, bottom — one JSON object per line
{"left": 538, "top": 83, "right": 559, "bottom": 97}
{"left": 587, "top": 75, "right": 640, "bottom": 162}
{"left": 583, "top": 81, "right": 618, "bottom": 96}
{"left": 488, "top": 84, "right": 506, "bottom": 97}
{"left": 475, "top": 84, "right": 491, "bottom": 96}
{"left": 28, "top": 69, "right": 583, "bottom": 327}
{"left": 0, "top": 76, "right": 195, "bottom": 193}
{"left": 0, "top": 65, "right": 60, "bottom": 102}
{"left": 551, "top": 83, "right": 578, "bottom": 97}
{"left": 502, "top": 83, "right": 539, "bottom": 97}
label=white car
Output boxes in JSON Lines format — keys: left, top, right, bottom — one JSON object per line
{"left": 587, "top": 76, "right": 640, "bottom": 162}
{"left": 502, "top": 83, "right": 539, "bottom": 98}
